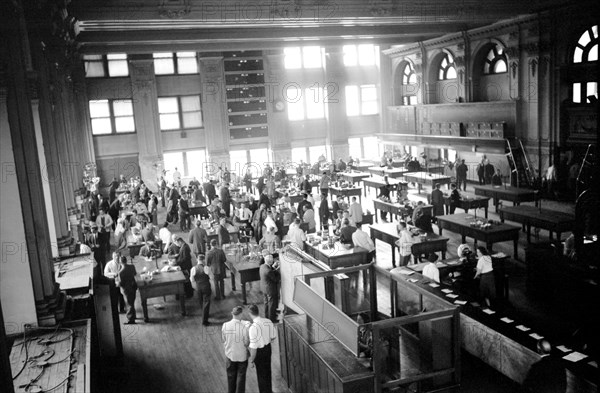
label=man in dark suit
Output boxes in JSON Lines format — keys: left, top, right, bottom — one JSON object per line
{"left": 431, "top": 183, "right": 445, "bottom": 217}
{"left": 203, "top": 179, "right": 216, "bottom": 203}
{"left": 259, "top": 255, "right": 281, "bottom": 323}
{"left": 178, "top": 195, "right": 191, "bottom": 232}
{"left": 207, "top": 239, "right": 228, "bottom": 300}
{"left": 522, "top": 340, "right": 566, "bottom": 393}
{"left": 220, "top": 182, "right": 232, "bottom": 218}
{"left": 301, "top": 175, "right": 312, "bottom": 195}
{"left": 171, "top": 237, "right": 194, "bottom": 298}
{"left": 296, "top": 193, "right": 312, "bottom": 221}
{"left": 188, "top": 220, "right": 208, "bottom": 258}
{"left": 456, "top": 159, "right": 468, "bottom": 191}
{"left": 191, "top": 255, "right": 212, "bottom": 326}
{"left": 377, "top": 176, "right": 393, "bottom": 221}
{"left": 84, "top": 224, "right": 104, "bottom": 275}
{"left": 340, "top": 219, "right": 357, "bottom": 245}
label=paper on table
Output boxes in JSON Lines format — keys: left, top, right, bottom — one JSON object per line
{"left": 428, "top": 283, "right": 440, "bottom": 288}
{"left": 398, "top": 269, "right": 414, "bottom": 275}
{"left": 408, "top": 278, "right": 419, "bottom": 283}
{"left": 529, "top": 333, "right": 544, "bottom": 340}
{"left": 588, "top": 361, "right": 598, "bottom": 368}
{"left": 441, "top": 289, "right": 453, "bottom": 293}
{"left": 500, "top": 317, "right": 514, "bottom": 323}
{"left": 563, "top": 352, "right": 587, "bottom": 362}
{"left": 482, "top": 309, "right": 496, "bottom": 315}
{"left": 556, "top": 345, "right": 571, "bottom": 353}
{"left": 446, "top": 293, "right": 459, "bottom": 299}
{"left": 516, "top": 325, "right": 530, "bottom": 332}
{"left": 454, "top": 300, "right": 467, "bottom": 305}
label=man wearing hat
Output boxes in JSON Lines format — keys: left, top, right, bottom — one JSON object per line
{"left": 222, "top": 305, "right": 251, "bottom": 393}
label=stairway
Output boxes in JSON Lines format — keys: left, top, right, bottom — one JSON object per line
{"left": 505, "top": 139, "right": 534, "bottom": 188}
{"left": 576, "top": 144, "right": 597, "bottom": 197}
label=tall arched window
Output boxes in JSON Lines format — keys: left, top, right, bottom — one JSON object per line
{"left": 438, "top": 52, "right": 457, "bottom": 80}
{"left": 483, "top": 45, "right": 507, "bottom": 74}
{"left": 402, "top": 62, "right": 417, "bottom": 85}
{"left": 573, "top": 25, "right": 598, "bottom": 63}
{"left": 571, "top": 25, "right": 598, "bottom": 104}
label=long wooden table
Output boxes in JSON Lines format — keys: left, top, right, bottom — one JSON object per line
{"left": 363, "top": 176, "right": 408, "bottom": 197}
{"left": 224, "top": 246, "right": 261, "bottom": 304}
{"left": 303, "top": 240, "right": 369, "bottom": 269}
{"left": 443, "top": 195, "right": 491, "bottom": 218}
{"left": 367, "top": 166, "right": 409, "bottom": 179}
{"left": 436, "top": 213, "right": 521, "bottom": 258}
{"left": 134, "top": 255, "right": 187, "bottom": 322}
{"left": 473, "top": 185, "right": 538, "bottom": 212}
{"left": 339, "top": 171, "right": 371, "bottom": 185}
{"left": 369, "top": 222, "right": 449, "bottom": 266}
{"left": 329, "top": 185, "right": 363, "bottom": 203}
{"left": 372, "top": 199, "right": 412, "bottom": 222}
{"left": 498, "top": 205, "right": 575, "bottom": 244}
{"left": 403, "top": 172, "right": 453, "bottom": 193}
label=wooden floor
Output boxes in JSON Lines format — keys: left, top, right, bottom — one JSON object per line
{"left": 94, "top": 183, "right": 578, "bottom": 393}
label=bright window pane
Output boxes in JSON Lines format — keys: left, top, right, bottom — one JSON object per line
{"left": 345, "top": 85, "right": 359, "bottom": 116}
{"left": 578, "top": 31, "right": 591, "bottom": 47}
{"left": 446, "top": 66, "right": 457, "bottom": 79}
{"left": 574, "top": 47, "right": 583, "bottom": 63}
{"left": 177, "top": 57, "right": 198, "bottom": 74}
{"left": 250, "top": 148, "right": 270, "bottom": 168}
{"left": 589, "top": 44, "right": 598, "bottom": 62}
{"left": 439, "top": 69, "right": 444, "bottom": 80}
{"left": 408, "top": 73, "right": 417, "bottom": 84}
{"left": 112, "top": 100, "right": 133, "bottom": 116}
{"left": 305, "top": 87, "right": 324, "bottom": 119}
{"left": 89, "top": 100, "right": 110, "bottom": 118}
{"left": 573, "top": 83, "right": 581, "bottom": 103}
{"left": 164, "top": 152, "right": 184, "bottom": 181}
{"left": 291, "top": 147, "right": 307, "bottom": 164}
{"left": 160, "top": 113, "right": 181, "bottom": 130}
{"left": 362, "top": 101, "right": 378, "bottom": 115}
{"left": 286, "top": 87, "right": 304, "bottom": 120}
{"left": 361, "top": 85, "right": 377, "bottom": 101}
{"left": 363, "top": 137, "right": 379, "bottom": 159}
{"left": 348, "top": 137, "right": 362, "bottom": 159}
{"left": 302, "top": 46, "right": 322, "bottom": 68}
{"left": 183, "top": 112, "right": 202, "bottom": 128}
{"left": 284, "top": 47, "right": 301, "bottom": 69}
{"left": 409, "top": 95, "right": 418, "bottom": 105}
{"left": 493, "top": 60, "right": 507, "bottom": 73}
{"left": 343, "top": 45, "right": 357, "bottom": 66}
{"left": 358, "top": 44, "right": 376, "bottom": 66}
{"left": 85, "top": 61, "right": 105, "bottom": 77}
{"left": 308, "top": 145, "right": 327, "bottom": 162}
{"left": 586, "top": 82, "right": 597, "bottom": 103}
{"left": 115, "top": 116, "right": 135, "bottom": 132}
{"left": 158, "top": 97, "right": 179, "bottom": 114}
{"left": 154, "top": 58, "right": 175, "bottom": 75}
{"left": 230, "top": 150, "right": 248, "bottom": 174}
{"left": 107, "top": 54, "right": 128, "bottom": 77}
{"left": 91, "top": 118, "right": 112, "bottom": 135}
{"left": 187, "top": 150, "right": 207, "bottom": 179}
{"left": 153, "top": 53, "right": 172, "bottom": 59}
{"left": 180, "top": 96, "right": 201, "bottom": 112}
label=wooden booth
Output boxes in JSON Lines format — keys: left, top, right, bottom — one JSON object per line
{"left": 278, "top": 260, "right": 461, "bottom": 393}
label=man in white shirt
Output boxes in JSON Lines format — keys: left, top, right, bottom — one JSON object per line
{"left": 103, "top": 252, "right": 125, "bottom": 313}
{"left": 248, "top": 304, "right": 277, "bottom": 393}
{"left": 422, "top": 262, "right": 440, "bottom": 283}
{"left": 351, "top": 223, "right": 375, "bottom": 261}
{"left": 395, "top": 221, "right": 414, "bottom": 267}
{"left": 222, "top": 306, "right": 251, "bottom": 393}
{"left": 172, "top": 167, "right": 182, "bottom": 186}
{"left": 237, "top": 203, "right": 253, "bottom": 224}
{"left": 285, "top": 218, "right": 307, "bottom": 249}
{"left": 348, "top": 196, "right": 363, "bottom": 226}
{"left": 96, "top": 208, "right": 113, "bottom": 258}
{"left": 159, "top": 222, "right": 173, "bottom": 253}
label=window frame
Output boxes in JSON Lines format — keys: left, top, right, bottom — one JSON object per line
{"left": 89, "top": 99, "right": 136, "bottom": 136}
{"left": 157, "top": 95, "right": 204, "bottom": 131}
{"left": 572, "top": 25, "right": 598, "bottom": 64}
{"left": 438, "top": 52, "right": 457, "bottom": 81}
{"left": 483, "top": 45, "right": 508, "bottom": 75}
{"left": 153, "top": 52, "right": 199, "bottom": 75}
{"left": 83, "top": 54, "right": 130, "bottom": 78}
{"left": 284, "top": 46, "right": 323, "bottom": 69}
{"left": 345, "top": 84, "right": 379, "bottom": 116}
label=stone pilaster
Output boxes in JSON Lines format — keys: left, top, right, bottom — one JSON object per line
{"left": 265, "top": 52, "right": 290, "bottom": 160}
{"left": 129, "top": 56, "right": 163, "bottom": 191}
{"left": 324, "top": 47, "right": 347, "bottom": 160}
{"left": 199, "top": 56, "right": 229, "bottom": 177}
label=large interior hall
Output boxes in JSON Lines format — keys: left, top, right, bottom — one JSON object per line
{"left": 1, "top": 1, "right": 599, "bottom": 392}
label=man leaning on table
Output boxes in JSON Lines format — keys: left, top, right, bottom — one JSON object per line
{"left": 248, "top": 304, "right": 277, "bottom": 393}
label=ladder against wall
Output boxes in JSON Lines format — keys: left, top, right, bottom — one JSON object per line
{"left": 576, "top": 144, "right": 597, "bottom": 198}
{"left": 505, "top": 139, "right": 534, "bottom": 188}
